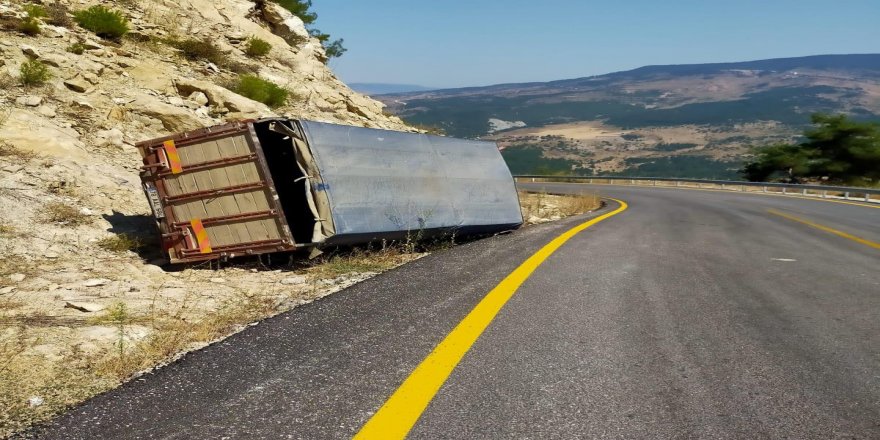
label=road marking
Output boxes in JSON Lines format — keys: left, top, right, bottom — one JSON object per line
{"left": 768, "top": 209, "right": 880, "bottom": 250}
{"left": 353, "top": 199, "right": 629, "bottom": 440}
{"left": 521, "top": 181, "right": 880, "bottom": 210}
{"left": 772, "top": 258, "right": 797, "bottom": 262}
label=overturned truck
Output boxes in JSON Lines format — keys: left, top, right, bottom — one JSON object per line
{"left": 136, "top": 119, "right": 523, "bottom": 264}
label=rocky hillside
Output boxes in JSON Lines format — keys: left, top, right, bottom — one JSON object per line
{"left": 0, "top": 0, "right": 412, "bottom": 435}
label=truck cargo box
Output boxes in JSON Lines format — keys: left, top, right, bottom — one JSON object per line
{"left": 136, "top": 119, "right": 523, "bottom": 264}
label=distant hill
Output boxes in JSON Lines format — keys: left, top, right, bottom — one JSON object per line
{"left": 378, "top": 54, "right": 880, "bottom": 179}
{"left": 350, "top": 83, "right": 434, "bottom": 95}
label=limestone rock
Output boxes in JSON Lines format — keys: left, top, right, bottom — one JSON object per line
{"left": 83, "top": 279, "right": 110, "bottom": 287}
{"left": 175, "top": 78, "right": 273, "bottom": 118}
{"left": 64, "top": 301, "right": 106, "bottom": 313}
{"left": 15, "top": 96, "right": 42, "bottom": 107}
{"left": 130, "top": 95, "right": 205, "bottom": 132}
{"left": 280, "top": 275, "right": 308, "bottom": 285}
{"left": 259, "top": 3, "right": 311, "bottom": 42}
{"left": 64, "top": 76, "right": 91, "bottom": 93}
{"left": 187, "top": 91, "right": 209, "bottom": 107}
{"left": 20, "top": 44, "right": 39, "bottom": 58}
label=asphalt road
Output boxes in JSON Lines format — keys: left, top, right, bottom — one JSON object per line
{"left": 26, "top": 184, "right": 880, "bottom": 439}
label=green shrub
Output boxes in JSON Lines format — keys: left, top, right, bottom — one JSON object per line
{"left": 67, "top": 42, "right": 86, "bottom": 55}
{"left": 73, "top": 5, "right": 129, "bottom": 40}
{"left": 170, "top": 37, "right": 225, "bottom": 64}
{"left": 18, "top": 17, "right": 41, "bottom": 35}
{"left": 22, "top": 4, "right": 47, "bottom": 19}
{"left": 19, "top": 60, "right": 51, "bottom": 87}
{"left": 234, "top": 75, "right": 288, "bottom": 108}
{"left": 244, "top": 36, "right": 272, "bottom": 58}
{"left": 272, "top": 0, "right": 317, "bottom": 25}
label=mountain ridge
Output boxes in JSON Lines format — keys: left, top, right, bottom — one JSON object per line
{"left": 377, "top": 54, "right": 880, "bottom": 178}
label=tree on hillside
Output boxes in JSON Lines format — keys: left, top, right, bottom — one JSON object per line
{"left": 740, "top": 114, "right": 880, "bottom": 186}
{"left": 271, "top": 0, "right": 346, "bottom": 60}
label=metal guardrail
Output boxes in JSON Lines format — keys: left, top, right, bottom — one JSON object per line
{"left": 514, "top": 175, "right": 880, "bottom": 203}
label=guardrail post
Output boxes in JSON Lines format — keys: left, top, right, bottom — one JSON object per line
{"left": 531, "top": 178, "right": 535, "bottom": 182}
{"left": 589, "top": 178, "right": 593, "bottom": 184}
{"left": 866, "top": 194, "right": 871, "bottom": 202}
{"left": 676, "top": 181, "right": 681, "bottom": 187}
{"left": 740, "top": 185, "right": 745, "bottom": 192}
{"left": 822, "top": 190, "right": 827, "bottom": 198}
{"left": 653, "top": 180, "right": 657, "bottom": 186}
{"left": 630, "top": 179, "right": 635, "bottom": 185}
{"left": 721, "top": 183, "right": 726, "bottom": 190}
{"left": 845, "top": 191, "right": 850, "bottom": 200}
{"left": 762, "top": 186, "right": 767, "bottom": 193}
{"left": 802, "top": 188, "right": 807, "bottom": 195}
{"left": 782, "top": 187, "right": 787, "bottom": 195}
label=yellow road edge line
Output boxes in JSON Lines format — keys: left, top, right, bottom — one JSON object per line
{"left": 353, "top": 199, "right": 629, "bottom": 440}
{"left": 768, "top": 209, "right": 880, "bottom": 250}
{"left": 519, "top": 181, "right": 880, "bottom": 210}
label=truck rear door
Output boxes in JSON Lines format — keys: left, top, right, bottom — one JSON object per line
{"left": 137, "top": 121, "right": 295, "bottom": 264}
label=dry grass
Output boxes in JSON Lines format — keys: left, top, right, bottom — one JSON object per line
{"left": 558, "top": 192, "right": 602, "bottom": 216}
{"left": 0, "top": 222, "right": 15, "bottom": 237}
{"left": 519, "top": 190, "right": 602, "bottom": 223}
{"left": 38, "top": 202, "right": 91, "bottom": 226}
{"left": 97, "top": 234, "right": 142, "bottom": 254}
{"left": 0, "top": 330, "right": 112, "bottom": 438}
{"left": 305, "top": 246, "right": 413, "bottom": 278}
{"left": 93, "top": 292, "right": 279, "bottom": 380}
{"left": 0, "top": 142, "right": 38, "bottom": 161}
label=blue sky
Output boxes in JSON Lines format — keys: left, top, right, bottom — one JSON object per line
{"left": 314, "top": 0, "right": 879, "bottom": 88}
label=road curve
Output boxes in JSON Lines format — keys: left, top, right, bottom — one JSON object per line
{"left": 26, "top": 184, "right": 880, "bottom": 439}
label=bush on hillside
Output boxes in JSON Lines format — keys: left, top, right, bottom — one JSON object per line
{"left": 46, "top": 2, "right": 73, "bottom": 28}
{"left": 171, "top": 37, "right": 224, "bottom": 63}
{"left": 19, "top": 60, "right": 51, "bottom": 87}
{"left": 244, "top": 37, "right": 272, "bottom": 58}
{"left": 18, "top": 17, "right": 41, "bottom": 35}
{"left": 74, "top": 5, "right": 129, "bottom": 40}
{"left": 233, "top": 75, "right": 288, "bottom": 108}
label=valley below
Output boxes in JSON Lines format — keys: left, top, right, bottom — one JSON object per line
{"left": 378, "top": 54, "right": 880, "bottom": 179}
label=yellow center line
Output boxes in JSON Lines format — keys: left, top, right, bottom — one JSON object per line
{"left": 353, "top": 199, "right": 629, "bottom": 439}
{"left": 767, "top": 209, "right": 880, "bottom": 250}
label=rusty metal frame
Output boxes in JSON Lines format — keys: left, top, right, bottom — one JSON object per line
{"left": 136, "top": 120, "right": 298, "bottom": 264}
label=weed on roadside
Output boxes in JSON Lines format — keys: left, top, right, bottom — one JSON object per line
{"left": 38, "top": 202, "right": 91, "bottom": 226}
{"left": 97, "top": 234, "right": 142, "bottom": 254}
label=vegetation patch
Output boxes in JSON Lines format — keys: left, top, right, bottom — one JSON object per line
{"left": 741, "top": 113, "right": 880, "bottom": 186}
{"left": 244, "top": 36, "right": 272, "bottom": 58}
{"left": 19, "top": 60, "right": 51, "bottom": 87}
{"left": 613, "top": 156, "right": 741, "bottom": 180}
{"left": 38, "top": 202, "right": 91, "bottom": 226}
{"left": 233, "top": 75, "right": 288, "bottom": 108}
{"left": 97, "top": 234, "right": 143, "bottom": 254}
{"left": 74, "top": 5, "right": 129, "bottom": 40}
{"left": 170, "top": 37, "right": 225, "bottom": 64}
{"left": 46, "top": 1, "right": 73, "bottom": 28}
{"left": 0, "top": 142, "right": 38, "bottom": 161}
{"left": 501, "top": 145, "right": 590, "bottom": 176}
{"left": 66, "top": 42, "right": 86, "bottom": 55}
